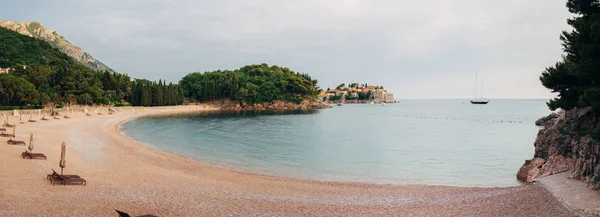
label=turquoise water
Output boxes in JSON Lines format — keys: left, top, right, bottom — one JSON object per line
{"left": 121, "top": 99, "right": 550, "bottom": 187}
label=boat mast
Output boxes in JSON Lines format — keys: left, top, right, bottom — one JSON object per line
{"left": 481, "top": 73, "right": 484, "bottom": 99}
{"left": 475, "top": 71, "right": 478, "bottom": 100}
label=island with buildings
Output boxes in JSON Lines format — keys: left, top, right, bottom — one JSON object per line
{"left": 319, "top": 83, "right": 396, "bottom": 104}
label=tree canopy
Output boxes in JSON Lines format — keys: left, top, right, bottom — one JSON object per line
{"left": 541, "top": 0, "right": 600, "bottom": 110}
{"left": 179, "top": 63, "right": 319, "bottom": 104}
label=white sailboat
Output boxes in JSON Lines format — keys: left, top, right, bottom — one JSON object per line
{"left": 470, "top": 71, "right": 489, "bottom": 104}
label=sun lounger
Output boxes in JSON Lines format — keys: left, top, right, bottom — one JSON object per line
{"left": 51, "top": 175, "right": 86, "bottom": 186}
{"left": 64, "top": 116, "right": 70, "bottom": 119}
{"left": 41, "top": 117, "right": 49, "bottom": 121}
{"left": 47, "top": 169, "right": 79, "bottom": 181}
{"left": 116, "top": 210, "right": 158, "bottom": 217}
{"left": 0, "top": 133, "right": 14, "bottom": 137}
{"left": 86, "top": 113, "right": 92, "bottom": 116}
{"left": 0, "top": 128, "right": 6, "bottom": 131}
{"left": 28, "top": 119, "right": 37, "bottom": 122}
{"left": 48, "top": 169, "right": 86, "bottom": 186}
{"left": 22, "top": 152, "right": 47, "bottom": 160}
{"left": 53, "top": 116, "right": 60, "bottom": 120}
{"left": 5, "top": 124, "right": 15, "bottom": 127}
{"left": 7, "top": 138, "right": 25, "bottom": 145}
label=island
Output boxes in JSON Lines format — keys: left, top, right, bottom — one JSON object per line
{"left": 319, "top": 83, "right": 396, "bottom": 104}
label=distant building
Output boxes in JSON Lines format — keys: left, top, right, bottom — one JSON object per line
{"left": 372, "top": 91, "right": 385, "bottom": 103}
{"left": 0, "top": 68, "right": 10, "bottom": 74}
{"left": 385, "top": 93, "right": 396, "bottom": 103}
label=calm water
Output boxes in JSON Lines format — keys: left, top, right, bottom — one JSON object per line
{"left": 121, "top": 99, "right": 550, "bottom": 187}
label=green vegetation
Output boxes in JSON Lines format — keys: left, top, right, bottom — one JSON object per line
{"left": 131, "top": 80, "right": 184, "bottom": 106}
{"left": 179, "top": 63, "right": 319, "bottom": 104}
{"left": 329, "top": 95, "right": 342, "bottom": 101}
{"left": 540, "top": 0, "right": 600, "bottom": 110}
{"left": 0, "top": 27, "right": 72, "bottom": 67}
{"left": 0, "top": 27, "right": 182, "bottom": 107}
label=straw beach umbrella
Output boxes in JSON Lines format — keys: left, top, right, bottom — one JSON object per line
{"left": 12, "top": 125, "right": 15, "bottom": 138}
{"left": 60, "top": 142, "right": 66, "bottom": 175}
{"left": 28, "top": 133, "right": 34, "bottom": 153}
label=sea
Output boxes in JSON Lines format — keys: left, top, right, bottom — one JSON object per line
{"left": 120, "top": 99, "right": 551, "bottom": 187}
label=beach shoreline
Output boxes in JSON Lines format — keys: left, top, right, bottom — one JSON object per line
{"left": 0, "top": 105, "right": 575, "bottom": 216}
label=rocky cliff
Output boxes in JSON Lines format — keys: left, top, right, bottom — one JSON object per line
{"left": 518, "top": 108, "right": 600, "bottom": 190}
{"left": 206, "top": 99, "right": 332, "bottom": 111}
{"left": 0, "top": 21, "right": 115, "bottom": 73}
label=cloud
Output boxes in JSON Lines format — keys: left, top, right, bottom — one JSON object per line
{"left": 0, "top": 0, "right": 572, "bottom": 98}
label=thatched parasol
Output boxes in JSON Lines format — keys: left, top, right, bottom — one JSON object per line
{"left": 12, "top": 125, "right": 15, "bottom": 138}
{"left": 60, "top": 142, "right": 66, "bottom": 175}
{"left": 28, "top": 133, "right": 34, "bottom": 153}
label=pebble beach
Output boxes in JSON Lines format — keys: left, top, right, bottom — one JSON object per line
{"left": 0, "top": 106, "right": 574, "bottom": 216}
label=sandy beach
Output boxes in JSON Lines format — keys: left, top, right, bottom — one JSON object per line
{"left": 0, "top": 106, "right": 574, "bottom": 216}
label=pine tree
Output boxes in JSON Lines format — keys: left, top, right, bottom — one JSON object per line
{"left": 541, "top": 0, "right": 600, "bottom": 110}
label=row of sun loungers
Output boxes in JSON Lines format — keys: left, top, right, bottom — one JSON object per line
{"left": 47, "top": 170, "right": 86, "bottom": 186}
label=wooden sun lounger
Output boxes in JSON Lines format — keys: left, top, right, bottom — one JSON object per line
{"left": 86, "top": 113, "right": 92, "bottom": 116}
{"left": 5, "top": 124, "right": 15, "bottom": 128}
{"left": 0, "top": 128, "right": 6, "bottom": 131}
{"left": 64, "top": 116, "right": 70, "bottom": 119}
{"left": 41, "top": 117, "right": 49, "bottom": 121}
{"left": 116, "top": 210, "right": 159, "bottom": 217}
{"left": 28, "top": 119, "right": 37, "bottom": 122}
{"left": 47, "top": 169, "right": 86, "bottom": 186}
{"left": 7, "top": 138, "right": 25, "bottom": 146}
{"left": 47, "top": 169, "right": 80, "bottom": 181}
{"left": 53, "top": 116, "right": 60, "bottom": 120}
{"left": 0, "top": 133, "right": 14, "bottom": 137}
{"left": 51, "top": 175, "right": 86, "bottom": 186}
{"left": 22, "top": 152, "right": 47, "bottom": 160}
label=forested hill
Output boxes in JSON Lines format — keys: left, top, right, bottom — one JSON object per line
{"left": 179, "top": 64, "right": 320, "bottom": 104}
{"left": 0, "top": 27, "right": 75, "bottom": 68}
{"left": 0, "top": 21, "right": 115, "bottom": 73}
{"left": 0, "top": 27, "right": 183, "bottom": 107}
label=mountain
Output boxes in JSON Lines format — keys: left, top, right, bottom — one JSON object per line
{"left": 0, "top": 21, "right": 115, "bottom": 73}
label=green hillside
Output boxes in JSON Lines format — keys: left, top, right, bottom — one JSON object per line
{"left": 0, "top": 27, "right": 75, "bottom": 67}
{"left": 0, "top": 27, "right": 183, "bottom": 107}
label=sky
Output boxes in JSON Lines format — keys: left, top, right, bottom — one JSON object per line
{"left": 1, "top": 0, "right": 573, "bottom": 99}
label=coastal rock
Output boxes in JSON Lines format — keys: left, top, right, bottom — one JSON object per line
{"left": 535, "top": 113, "right": 559, "bottom": 126}
{"left": 517, "top": 158, "right": 545, "bottom": 182}
{"left": 211, "top": 99, "right": 332, "bottom": 111}
{"left": 538, "top": 154, "right": 574, "bottom": 178}
{"left": 520, "top": 107, "right": 600, "bottom": 190}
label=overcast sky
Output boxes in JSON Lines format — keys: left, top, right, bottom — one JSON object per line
{"left": 2, "top": 0, "right": 572, "bottom": 98}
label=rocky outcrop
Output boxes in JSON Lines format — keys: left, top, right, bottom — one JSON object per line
{"left": 0, "top": 21, "right": 115, "bottom": 73}
{"left": 519, "top": 108, "right": 600, "bottom": 190}
{"left": 517, "top": 158, "right": 545, "bottom": 182}
{"left": 208, "top": 99, "right": 332, "bottom": 111}
{"left": 535, "top": 113, "right": 559, "bottom": 126}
